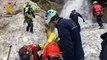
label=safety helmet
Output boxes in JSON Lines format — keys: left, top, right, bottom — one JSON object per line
{"left": 39, "top": 44, "right": 44, "bottom": 50}
{"left": 93, "top": 1, "right": 98, "bottom": 4}
{"left": 45, "top": 9, "right": 57, "bottom": 25}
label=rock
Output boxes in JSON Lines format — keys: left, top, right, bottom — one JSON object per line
{"left": 31, "top": 0, "right": 66, "bottom": 12}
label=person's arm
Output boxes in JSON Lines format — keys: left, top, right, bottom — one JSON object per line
{"left": 58, "top": 23, "right": 74, "bottom": 58}
{"left": 101, "top": 5, "right": 103, "bottom": 13}
{"left": 69, "top": 13, "right": 72, "bottom": 19}
{"left": 68, "top": 20, "right": 84, "bottom": 59}
{"left": 78, "top": 13, "right": 85, "bottom": 22}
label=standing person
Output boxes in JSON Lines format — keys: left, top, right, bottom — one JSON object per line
{"left": 92, "top": 1, "right": 104, "bottom": 29}
{"left": 24, "top": 4, "right": 35, "bottom": 33}
{"left": 99, "top": 32, "right": 107, "bottom": 60}
{"left": 45, "top": 12, "right": 84, "bottom": 60}
{"left": 69, "top": 9, "right": 85, "bottom": 32}
{"left": 41, "top": 9, "right": 61, "bottom": 60}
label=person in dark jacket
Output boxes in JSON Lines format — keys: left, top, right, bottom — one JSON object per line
{"left": 45, "top": 12, "right": 84, "bottom": 60}
{"left": 99, "top": 32, "right": 107, "bottom": 60}
{"left": 69, "top": 9, "right": 85, "bottom": 32}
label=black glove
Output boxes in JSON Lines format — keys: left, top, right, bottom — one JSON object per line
{"left": 83, "top": 19, "right": 85, "bottom": 22}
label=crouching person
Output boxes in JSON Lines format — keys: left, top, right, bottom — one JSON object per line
{"left": 99, "top": 32, "right": 107, "bottom": 60}
{"left": 18, "top": 44, "right": 43, "bottom": 60}
{"left": 42, "top": 41, "right": 60, "bottom": 60}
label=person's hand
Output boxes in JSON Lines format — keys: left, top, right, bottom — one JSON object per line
{"left": 83, "top": 19, "right": 85, "bottom": 22}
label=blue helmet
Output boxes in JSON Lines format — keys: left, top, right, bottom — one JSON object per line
{"left": 45, "top": 9, "right": 57, "bottom": 25}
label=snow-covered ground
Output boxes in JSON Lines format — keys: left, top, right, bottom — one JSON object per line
{"left": 81, "top": 23, "right": 107, "bottom": 60}
{"left": 0, "top": 12, "right": 46, "bottom": 60}
{"left": 0, "top": 0, "right": 46, "bottom": 60}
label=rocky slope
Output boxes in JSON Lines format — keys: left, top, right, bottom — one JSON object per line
{"left": 81, "top": 23, "right": 107, "bottom": 60}
{"left": 31, "top": 0, "right": 68, "bottom": 13}
{"left": 0, "top": 0, "right": 46, "bottom": 60}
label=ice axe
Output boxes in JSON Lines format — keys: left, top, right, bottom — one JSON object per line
{"left": 7, "top": 45, "right": 12, "bottom": 60}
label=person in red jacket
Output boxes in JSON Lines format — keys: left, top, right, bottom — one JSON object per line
{"left": 18, "top": 44, "right": 42, "bottom": 60}
{"left": 42, "top": 42, "right": 60, "bottom": 60}
{"left": 92, "top": 1, "right": 104, "bottom": 29}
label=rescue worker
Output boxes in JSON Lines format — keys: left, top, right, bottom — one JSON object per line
{"left": 44, "top": 9, "right": 59, "bottom": 44}
{"left": 92, "top": 1, "right": 104, "bottom": 29}
{"left": 99, "top": 32, "right": 107, "bottom": 60}
{"left": 40, "top": 9, "right": 62, "bottom": 60}
{"left": 45, "top": 10, "right": 84, "bottom": 60}
{"left": 24, "top": 4, "right": 35, "bottom": 33}
{"left": 69, "top": 9, "right": 85, "bottom": 32}
{"left": 42, "top": 41, "right": 60, "bottom": 60}
{"left": 18, "top": 44, "right": 43, "bottom": 60}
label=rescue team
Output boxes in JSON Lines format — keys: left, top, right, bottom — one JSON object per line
{"left": 5, "top": 1, "right": 107, "bottom": 60}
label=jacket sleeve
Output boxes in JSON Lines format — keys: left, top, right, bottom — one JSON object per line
{"left": 103, "top": 46, "right": 107, "bottom": 60}
{"left": 78, "top": 13, "right": 83, "bottom": 18}
{"left": 42, "top": 44, "right": 48, "bottom": 60}
{"left": 69, "top": 13, "right": 72, "bottom": 19}
{"left": 58, "top": 23, "right": 74, "bottom": 58}
{"left": 101, "top": 5, "right": 103, "bottom": 13}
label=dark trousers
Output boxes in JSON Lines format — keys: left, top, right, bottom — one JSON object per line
{"left": 20, "top": 55, "right": 30, "bottom": 60}
{"left": 96, "top": 13, "right": 103, "bottom": 27}
{"left": 26, "top": 20, "right": 33, "bottom": 33}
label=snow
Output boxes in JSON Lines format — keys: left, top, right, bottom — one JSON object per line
{"left": 0, "top": 0, "right": 46, "bottom": 60}
{"left": 0, "top": 12, "right": 47, "bottom": 60}
{"left": 81, "top": 23, "right": 107, "bottom": 60}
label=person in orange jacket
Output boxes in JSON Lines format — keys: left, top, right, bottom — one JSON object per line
{"left": 92, "top": 1, "right": 104, "bottom": 29}
{"left": 42, "top": 42, "right": 60, "bottom": 60}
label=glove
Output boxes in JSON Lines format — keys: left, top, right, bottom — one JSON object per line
{"left": 83, "top": 19, "right": 85, "bottom": 22}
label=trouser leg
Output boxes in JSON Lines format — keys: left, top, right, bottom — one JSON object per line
{"left": 97, "top": 19, "right": 103, "bottom": 27}
{"left": 26, "top": 22, "right": 30, "bottom": 32}
{"left": 96, "top": 14, "right": 103, "bottom": 27}
{"left": 30, "top": 22, "right": 34, "bottom": 33}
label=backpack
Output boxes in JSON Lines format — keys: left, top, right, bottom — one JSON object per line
{"left": 18, "top": 46, "right": 29, "bottom": 60}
